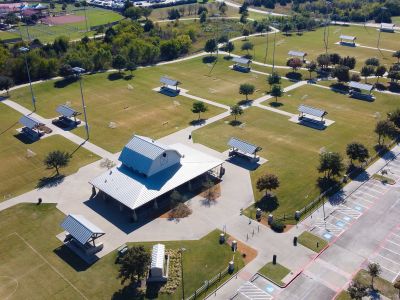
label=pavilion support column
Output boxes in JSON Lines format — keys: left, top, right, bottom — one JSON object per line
{"left": 119, "top": 203, "right": 123, "bottom": 212}
{"left": 132, "top": 210, "right": 137, "bottom": 222}
{"left": 153, "top": 199, "right": 158, "bottom": 210}
{"left": 188, "top": 180, "right": 192, "bottom": 192}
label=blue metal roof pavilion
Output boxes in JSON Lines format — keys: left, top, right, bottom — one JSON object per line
{"left": 349, "top": 81, "right": 374, "bottom": 93}
{"left": 298, "top": 104, "right": 327, "bottom": 119}
{"left": 228, "top": 137, "right": 262, "bottom": 156}
{"left": 19, "top": 115, "right": 42, "bottom": 130}
{"left": 232, "top": 57, "right": 251, "bottom": 66}
{"left": 288, "top": 50, "right": 307, "bottom": 58}
{"left": 160, "top": 76, "right": 180, "bottom": 89}
{"left": 56, "top": 104, "right": 80, "bottom": 118}
{"left": 61, "top": 214, "right": 105, "bottom": 246}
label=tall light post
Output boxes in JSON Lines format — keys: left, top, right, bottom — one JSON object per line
{"left": 377, "top": 7, "right": 387, "bottom": 50}
{"left": 19, "top": 47, "right": 36, "bottom": 111}
{"left": 180, "top": 247, "right": 186, "bottom": 299}
{"left": 72, "top": 67, "right": 89, "bottom": 140}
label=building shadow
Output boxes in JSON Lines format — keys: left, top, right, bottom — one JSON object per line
{"left": 297, "top": 119, "right": 327, "bottom": 130}
{"left": 112, "top": 283, "right": 145, "bottom": 300}
{"left": 159, "top": 87, "right": 180, "bottom": 97}
{"left": 13, "top": 132, "right": 39, "bottom": 144}
{"left": 226, "top": 156, "right": 261, "bottom": 171}
{"left": 53, "top": 244, "right": 91, "bottom": 272}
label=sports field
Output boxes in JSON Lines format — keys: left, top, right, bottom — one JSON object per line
{"left": 193, "top": 85, "right": 398, "bottom": 216}
{"left": 0, "top": 104, "right": 98, "bottom": 200}
{"left": 0, "top": 204, "right": 244, "bottom": 299}
{"left": 233, "top": 25, "right": 399, "bottom": 71}
{"left": 8, "top": 57, "right": 293, "bottom": 152}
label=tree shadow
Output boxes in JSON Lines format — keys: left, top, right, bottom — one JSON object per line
{"left": 112, "top": 283, "right": 145, "bottom": 300}
{"left": 329, "top": 82, "right": 349, "bottom": 93}
{"left": 255, "top": 195, "right": 279, "bottom": 212}
{"left": 223, "top": 55, "right": 233, "bottom": 60}
{"left": 108, "top": 72, "right": 124, "bottom": 81}
{"left": 36, "top": 174, "right": 65, "bottom": 189}
{"left": 374, "top": 82, "right": 387, "bottom": 91}
{"left": 285, "top": 72, "right": 302, "bottom": 81}
{"left": 54, "top": 77, "right": 78, "bottom": 88}
{"left": 269, "top": 101, "right": 283, "bottom": 107}
{"left": 388, "top": 82, "right": 400, "bottom": 93}
{"left": 53, "top": 245, "right": 91, "bottom": 272}
{"left": 189, "top": 119, "right": 206, "bottom": 126}
{"left": 202, "top": 56, "right": 217, "bottom": 64}
{"left": 237, "top": 99, "right": 253, "bottom": 106}
{"left": 229, "top": 120, "right": 242, "bottom": 126}
{"left": 243, "top": 54, "right": 253, "bottom": 59}
{"left": 316, "top": 177, "right": 340, "bottom": 194}
{"left": 124, "top": 74, "right": 134, "bottom": 80}
{"left": 374, "top": 144, "right": 389, "bottom": 157}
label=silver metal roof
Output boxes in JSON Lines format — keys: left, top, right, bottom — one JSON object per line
{"left": 19, "top": 115, "right": 41, "bottom": 129}
{"left": 349, "top": 81, "right": 373, "bottom": 91}
{"left": 151, "top": 244, "right": 165, "bottom": 270}
{"left": 228, "top": 137, "right": 261, "bottom": 155}
{"left": 288, "top": 50, "right": 307, "bottom": 57}
{"left": 298, "top": 104, "right": 327, "bottom": 118}
{"left": 91, "top": 143, "right": 223, "bottom": 210}
{"left": 119, "top": 135, "right": 181, "bottom": 176}
{"left": 56, "top": 104, "right": 79, "bottom": 118}
{"left": 339, "top": 35, "right": 356, "bottom": 41}
{"left": 160, "top": 76, "right": 179, "bottom": 86}
{"left": 381, "top": 23, "right": 395, "bottom": 28}
{"left": 60, "top": 214, "right": 104, "bottom": 245}
{"left": 232, "top": 57, "right": 251, "bottom": 65}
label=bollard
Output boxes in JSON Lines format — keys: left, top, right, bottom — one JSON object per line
{"left": 317, "top": 242, "right": 319, "bottom": 249}
{"left": 293, "top": 236, "right": 298, "bottom": 246}
{"left": 256, "top": 208, "right": 262, "bottom": 220}
{"left": 37, "top": 198, "right": 42, "bottom": 205}
{"left": 232, "top": 240, "right": 237, "bottom": 252}
{"left": 228, "top": 261, "right": 235, "bottom": 273}
{"left": 295, "top": 210, "right": 301, "bottom": 221}
{"left": 219, "top": 233, "right": 225, "bottom": 244}
{"left": 268, "top": 214, "right": 273, "bottom": 225}
{"left": 273, "top": 254, "right": 277, "bottom": 265}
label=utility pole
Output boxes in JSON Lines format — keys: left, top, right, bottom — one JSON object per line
{"left": 19, "top": 47, "right": 36, "bottom": 111}
{"left": 72, "top": 67, "right": 89, "bottom": 140}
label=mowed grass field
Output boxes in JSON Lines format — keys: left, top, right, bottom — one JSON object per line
{"left": 0, "top": 104, "right": 98, "bottom": 200}
{"left": 234, "top": 26, "right": 399, "bottom": 71}
{"left": 193, "top": 85, "right": 399, "bottom": 216}
{"left": 0, "top": 204, "right": 243, "bottom": 300}
{"left": 8, "top": 56, "right": 288, "bottom": 152}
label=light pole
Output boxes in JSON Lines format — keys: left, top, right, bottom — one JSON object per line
{"left": 72, "top": 67, "right": 89, "bottom": 140}
{"left": 19, "top": 47, "right": 36, "bottom": 111}
{"left": 377, "top": 7, "right": 387, "bottom": 50}
{"left": 180, "top": 247, "right": 186, "bottom": 300}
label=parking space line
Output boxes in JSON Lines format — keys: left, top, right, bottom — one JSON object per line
{"left": 392, "top": 233, "right": 400, "bottom": 239}
{"left": 377, "top": 254, "right": 400, "bottom": 267}
{"left": 346, "top": 200, "right": 369, "bottom": 209}
{"left": 388, "top": 240, "right": 400, "bottom": 247}
{"left": 382, "top": 247, "right": 400, "bottom": 256}
{"left": 348, "top": 196, "right": 374, "bottom": 204}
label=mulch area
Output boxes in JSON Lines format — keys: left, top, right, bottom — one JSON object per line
{"left": 42, "top": 15, "right": 85, "bottom": 25}
{"left": 257, "top": 216, "right": 295, "bottom": 233}
{"left": 226, "top": 236, "right": 257, "bottom": 264}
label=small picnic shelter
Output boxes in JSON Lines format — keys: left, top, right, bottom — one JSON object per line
{"left": 232, "top": 57, "right": 251, "bottom": 73}
{"left": 339, "top": 35, "right": 356, "bottom": 46}
{"left": 54, "top": 104, "right": 81, "bottom": 126}
{"left": 348, "top": 81, "right": 374, "bottom": 100}
{"left": 288, "top": 50, "right": 307, "bottom": 62}
{"left": 380, "top": 23, "right": 395, "bottom": 33}
{"left": 160, "top": 76, "right": 181, "bottom": 94}
{"left": 228, "top": 137, "right": 262, "bottom": 162}
{"left": 298, "top": 104, "right": 327, "bottom": 124}
{"left": 18, "top": 115, "right": 43, "bottom": 139}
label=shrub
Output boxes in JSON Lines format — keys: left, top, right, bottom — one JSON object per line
{"left": 270, "top": 220, "right": 286, "bottom": 233}
{"left": 169, "top": 203, "right": 192, "bottom": 219}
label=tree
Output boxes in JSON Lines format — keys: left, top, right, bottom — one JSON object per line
{"left": 346, "top": 142, "right": 369, "bottom": 165}
{"left": 241, "top": 42, "right": 253, "bottom": 56}
{"left": 305, "top": 61, "right": 317, "bottom": 80}
{"left": 239, "top": 2, "right": 248, "bottom": 14}
{"left": 393, "top": 50, "right": 400, "bottom": 63}
{"left": 367, "top": 262, "right": 382, "bottom": 289}
{"left": 239, "top": 83, "right": 255, "bottom": 101}
{"left": 375, "top": 119, "right": 397, "bottom": 145}
{"left": 332, "top": 65, "right": 350, "bottom": 83}
{"left": 118, "top": 246, "right": 150, "bottom": 284}
{"left": 317, "top": 53, "right": 330, "bottom": 69}
{"left": 124, "top": 7, "right": 142, "bottom": 20}
{"left": 126, "top": 61, "right": 136, "bottom": 75}
{"left": 143, "top": 20, "right": 154, "bottom": 32}
{"left": 388, "top": 108, "right": 400, "bottom": 129}
{"left": 329, "top": 53, "right": 342, "bottom": 65}
{"left": 219, "top": 2, "right": 228, "bottom": 15}
{"left": 282, "top": 23, "right": 292, "bottom": 35}
{"left": 200, "top": 11, "right": 207, "bottom": 23}
{"left": 0, "top": 76, "right": 14, "bottom": 95}
{"left": 270, "top": 84, "right": 283, "bottom": 102}
{"left": 256, "top": 173, "right": 280, "bottom": 197}
{"left": 318, "top": 152, "right": 344, "bottom": 179}
{"left": 242, "top": 29, "right": 250, "bottom": 40}
{"left": 375, "top": 65, "right": 387, "bottom": 83}
{"left": 268, "top": 72, "right": 281, "bottom": 90}
{"left": 287, "top": 57, "right": 303, "bottom": 71}
{"left": 361, "top": 65, "right": 375, "bottom": 83}
{"left": 59, "top": 64, "right": 73, "bottom": 78}
{"left": 167, "top": 8, "right": 181, "bottom": 20}
{"left": 365, "top": 57, "right": 380, "bottom": 67}
{"left": 394, "top": 279, "right": 400, "bottom": 300}
{"left": 112, "top": 54, "right": 126, "bottom": 73}
{"left": 44, "top": 150, "right": 70, "bottom": 175}
{"left": 225, "top": 42, "right": 235, "bottom": 57}
{"left": 340, "top": 56, "right": 356, "bottom": 70}
{"left": 204, "top": 39, "right": 217, "bottom": 55}
{"left": 230, "top": 104, "right": 243, "bottom": 121}
{"left": 142, "top": 7, "right": 152, "bottom": 20}
{"left": 347, "top": 281, "right": 368, "bottom": 300}
{"left": 191, "top": 101, "right": 208, "bottom": 120}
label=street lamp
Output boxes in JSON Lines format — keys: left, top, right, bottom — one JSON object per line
{"left": 19, "top": 47, "right": 36, "bottom": 111}
{"left": 72, "top": 67, "right": 89, "bottom": 140}
{"left": 377, "top": 7, "right": 387, "bottom": 50}
{"left": 180, "top": 247, "right": 186, "bottom": 299}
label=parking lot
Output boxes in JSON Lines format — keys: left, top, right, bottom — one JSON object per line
{"left": 236, "top": 275, "right": 280, "bottom": 300}
{"left": 369, "top": 225, "right": 400, "bottom": 283}
{"left": 310, "top": 178, "right": 391, "bottom": 242}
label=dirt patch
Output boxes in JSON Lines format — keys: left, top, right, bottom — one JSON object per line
{"left": 42, "top": 15, "right": 85, "bottom": 25}
{"left": 226, "top": 236, "right": 257, "bottom": 264}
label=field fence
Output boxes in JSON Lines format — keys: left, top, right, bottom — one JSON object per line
{"left": 185, "top": 267, "right": 229, "bottom": 300}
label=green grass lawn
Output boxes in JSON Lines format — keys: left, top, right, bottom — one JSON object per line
{"left": 297, "top": 231, "right": 328, "bottom": 253}
{"left": 233, "top": 26, "right": 398, "bottom": 71}
{"left": 392, "top": 16, "right": 400, "bottom": 26}
{"left": 0, "top": 203, "right": 244, "bottom": 299}
{"left": 258, "top": 262, "right": 291, "bottom": 286}
{"left": 354, "top": 269, "right": 398, "bottom": 299}
{"left": 193, "top": 84, "right": 398, "bottom": 216}
{"left": 0, "top": 103, "right": 99, "bottom": 200}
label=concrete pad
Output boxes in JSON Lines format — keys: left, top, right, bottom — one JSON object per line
{"left": 288, "top": 115, "right": 335, "bottom": 129}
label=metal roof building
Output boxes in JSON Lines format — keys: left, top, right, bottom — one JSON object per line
{"left": 339, "top": 35, "right": 356, "bottom": 41}
{"left": 90, "top": 137, "right": 223, "bottom": 211}
{"left": 288, "top": 50, "right": 307, "bottom": 58}
{"left": 19, "top": 115, "right": 42, "bottom": 129}
{"left": 61, "top": 214, "right": 105, "bottom": 246}
{"left": 298, "top": 104, "right": 327, "bottom": 119}
{"left": 232, "top": 57, "right": 251, "bottom": 65}
{"left": 380, "top": 23, "right": 395, "bottom": 32}
{"left": 56, "top": 105, "right": 80, "bottom": 118}
{"left": 151, "top": 244, "right": 165, "bottom": 271}
{"left": 349, "top": 81, "right": 374, "bottom": 92}
{"left": 228, "top": 137, "right": 261, "bottom": 155}
{"left": 160, "top": 76, "right": 180, "bottom": 88}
